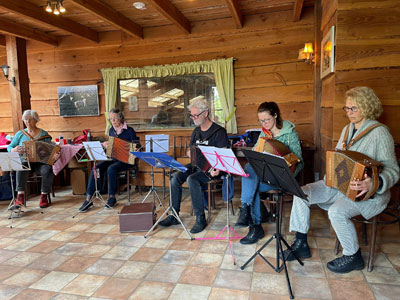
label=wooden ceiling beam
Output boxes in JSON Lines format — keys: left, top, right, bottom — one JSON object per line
{"left": 0, "top": 19, "right": 58, "bottom": 46}
{"left": 225, "top": 0, "right": 243, "bottom": 28}
{"left": 0, "top": 0, "right": 99, "bottom": 43}
{"left": 70, "top": 0, "right": 143, "bottom": 39}
{"left": 148, "top": 0, "right": 190, "bottom": 34}
{"left": 293, "top": 0, "right": 305, "bottom": 21}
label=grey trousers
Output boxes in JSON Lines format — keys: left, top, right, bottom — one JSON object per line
{"left": 16, "top": 162, "right": 54, "bottom": 194}
{"left": 289, "top": 180, "right": 362, "bottom": 256}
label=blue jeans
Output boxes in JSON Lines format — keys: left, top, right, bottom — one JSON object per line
{"left": 241, "top": 163, "right": 274, "bottom": 224}
{"left": 86, "top": 159, "right": 131, "bottom": 197}
{"left": 171, "top": 164, "right": 212, "bottom": 216}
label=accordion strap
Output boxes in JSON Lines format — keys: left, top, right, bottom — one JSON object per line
{"left": 21, "top": 130, "right": 51, "bottom": 141}
{"left": 362, "top": 165, "right": 380, "bottom": 201}
{"left": 343, "top": 123, "right": 383, "bottom": 150}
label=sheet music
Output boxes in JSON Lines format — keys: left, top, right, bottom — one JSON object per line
{"left": 0, "top": 152, "right": 27, "bottom": 171}
{"left": 198, "top": 146, "right": 248, "bottom": 177}
{"left": 132, "top": 151, "right": 187, "bottom": 173}
{"left": 145, "top": 134, "right": 169, "bottom": 153}
{"left": 82, "top": 141, "right": 108, "bottom": 161}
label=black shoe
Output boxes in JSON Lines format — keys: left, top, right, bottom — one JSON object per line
{"left": 327, "top": 248, "right": 364, "bottom": 273}
{"left": 158, "top": 215, "right": 180, "bottom": 227}
{"left": 190, "top": 214, "right": 207, "bottom": 234}
{"left": 240, "top": 224, "right": 265, "bottom": 245}
{"left": 79, "top": 200, "right": 93, "bottom": 213}
{"left": 105, "top": 197, "right": 117, "bottom": 208}
{"left": 235, "top": 205, "right": 251, "bottom": 228}
{"left": 282, "top": 238, "right": 311, "bottom": 262}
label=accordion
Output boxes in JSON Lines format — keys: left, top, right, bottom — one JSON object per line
{"left": 326, "top": 149, "right": 383, "bottom": 201}
{"left": 253, "top": 138, "right": 300, "bottom": 170}
{"left": 23, "top": 141, "right": 60, "bottom": 165}
{"left": 190, "top": 145, "right": 213, "bottom": 177}
{"left": 106, "top": 136, "right": 138, "bottom": 165}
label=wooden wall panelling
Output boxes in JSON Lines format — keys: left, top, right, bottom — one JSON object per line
{"left": 321, "top": 0, "right": 337, "bottom": 31}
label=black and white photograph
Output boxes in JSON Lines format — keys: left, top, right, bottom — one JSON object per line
{"left": 58, "top": 85, "right": 99, "bottom": 117}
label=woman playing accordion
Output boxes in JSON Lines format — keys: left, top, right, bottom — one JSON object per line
{"left": 284, "top": 87, "right": 399, "bottom": 274}
{"left": 78, "top": 108, "right": 140, "bottom": 212}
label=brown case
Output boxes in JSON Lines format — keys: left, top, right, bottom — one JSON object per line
{"left": 119, "top": 203, "right": 155, "bottom": 233}
{"left": 71, "top": 169, "right": 87, "bottom": 195}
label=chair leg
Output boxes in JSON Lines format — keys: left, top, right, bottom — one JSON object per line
{"left": 230, "top": 201, "right": 235, "bottom": 216}
{"left": 334, "top": 237, "right": 340, "bottom": 255}
{"left": 278, "top": 194, "right": 284, "bottom": 233}
{"left": 362, "top": 223, "right": 368, "bottom": 245}
{"left": 368, "top": 216, "right": 378, "bottom": 272}
{"left": 127, "top": 170, "right": 131, "bottom": 205}
{"left": 208, "top": 183, "right": 212, "bottom": 223}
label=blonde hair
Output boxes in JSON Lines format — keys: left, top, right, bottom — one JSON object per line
{"left": 345, "top": 87, "right": 383, "bottom": 120}
{"left": 22, "top": 110, "right": 40, "bottom": 122}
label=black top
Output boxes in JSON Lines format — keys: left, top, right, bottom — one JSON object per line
{"left": 109, "top": 126, "right": 139, "bottom": 144}
{"left": 190, "top": 122, "right": 230, "bottom": 168}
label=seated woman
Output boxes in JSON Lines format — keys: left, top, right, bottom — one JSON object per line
{"left": 284, "top": 87, "right": 399, "bottom": 273}
{"left": 236, "top": 102, "right": 304, "bottom": 244}
{"left": 7, "top": 110, "right": 58, "bottom": 208}
{"left": 79, "top": 108, "right": 140, "bottom": 212}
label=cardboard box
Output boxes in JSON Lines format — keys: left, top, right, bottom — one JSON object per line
{"left": 119, "top": 203, "right": 155, "bottom": 233}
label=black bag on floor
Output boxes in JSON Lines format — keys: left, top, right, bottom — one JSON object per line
{"left": 0, "top": 172, "right": 16, "bottom": 201}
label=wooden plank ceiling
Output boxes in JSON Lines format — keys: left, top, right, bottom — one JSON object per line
{"left": 0, "top": 0, "right": 314, "bottom": 47}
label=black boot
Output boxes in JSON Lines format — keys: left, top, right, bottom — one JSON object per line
{"left": 282, "top": 238, "right": 311, "bottom": 262}
{"left": 159, "top": 215, "right": 179, "bottom": 227}
{"left": 235, "top": 204, "right": 251, "bottom": 228}
{"left": 240, "top": 224, "right": 265, "bottom": 245}
{"left": 327, "top": 248, "right": 364, "bottom": 273}
{"left": 190, "top": 214, "right": 207, "bottom": 234}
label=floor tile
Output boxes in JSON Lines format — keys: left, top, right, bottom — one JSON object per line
{"left": 56, "top": 256, "right": 99, "bottom": 273}
{"left": 190, "top": 252, "right": 224, "bottom": 267}
{"left": 291, "top": 276, "right": 331, "bottom": 299}
{"left": 71, "top": 232, "right": 105, "bottom": 244}
{"left": 370, "top": 283, "right": 400, "bottom": 300}
{"left": 85, "top": 224, "right": 115, "bottom": 234}
{"left": 2, "top": 268, "right": 49, "bottom": 287}
{"left": 28, "top": 253, "right": 70, "bottom": 270}
{"left": 27, "top": 230, "right": 60, "bottom": 241}
{"left": 93, "top": 277, "right": 140, "bottom": 300}
{"left": 27, "top": 240, "right": 65, "bottom": 253}
{"left": 30, "top": 271, "right": 79, "bottom": 292}
{"left": 60, "top": 274, "right": 107, "bottom": 296}
{"left": 159, "top": 249, "right": 193, "bottom": 265}
{"left": 143, "top": 238, "right": 174, "bottom": 249}
{"left": 329, "top": 279, "right": 375, "bottom": 300}
{"left": 130, "top": 247, "right": 166, "bottom": 263}
{"left": 178, "top": 266, "right": 218, "bottom": 286}
{"left": 168, "top": 283, "right": 211, "bottom": 300}
{"left": 4, "top": 238, "right": 42, "bottom": 251}
{"left": 84, "top": 258, "right": 125, "bottom": 276}
{"left": 49, "top": 232, "right": 82, "bottom": 242}
{"left": 117, "top": 235, "right": 147, "bottom": 247}
{"left": 209, "top": 287, "right": 249, "bottom": 300}
{"left": 168, "top": 238, "right": 202, "bottom": 251}
{"left": 7, "top": 288, "right": 55, "bottom": 300}
{"left": 145, "top": 264, "right": 185, "bottom": 283}
{"left": 0, "top": 283, "right": 22, "bottom": 300}
{"left": 3, "top": 251, "right": 43, "bottom": 267}
{"left": 54, "top": 243, "right": 88, "bottom": 256}
{"left": 102, "top": 245, "right": 139, "bottom": 260}
{"left": 128, "top": 281, "right": 174, "bottom": 300}
{"left": 0, "top": 265, "right": 22, "bottom": 282}
{"left": 77, "top": 244, "right": 112, "bottom": 257}
{"left": 214, "top": 269, "right": 252, "bottom": 290}
{"left": 113, "top": 261, "right": 154, "bottom": 280}
{"left": 251, "top": 272, "right": 288, "bottom": 296}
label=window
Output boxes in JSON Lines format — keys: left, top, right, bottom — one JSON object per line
{"left": 118, "top": 74, "right": 224, "bottom": 130}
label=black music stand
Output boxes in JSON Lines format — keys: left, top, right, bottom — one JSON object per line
{"left": 132, "top": 151, "right": 193, "bottom": 240}
{"left": 73, "top": 141, "right": 111, "bottom": 217}
{"left": 240, "top": 149, "right": 307, "bottom": 299}
{"left": 0, "top": 152, "right": 30, "bottom": 227}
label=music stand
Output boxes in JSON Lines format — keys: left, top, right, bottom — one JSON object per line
{"left": 0, "top": 152, "right": 30, "bottom": 227}
{"left": 132, "top": 151, "right": 193, "bottom": 240}
{"left": 73, "top": 141, "right": 111, "bottom": 217}
{"left": 138, "top": 135, "right": 170, "bottom": 206}
{"left": 195, "top": 145, "right": 248, "bottom": 265}
{"left": 239, "top": 149, "right": 307, "bottom": 299}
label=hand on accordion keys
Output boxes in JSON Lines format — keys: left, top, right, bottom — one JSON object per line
{"left": 349, "top": 173, "right": 372, "bottom": 198}
{"left": 209, "top": 169, "right": 220, "bottom": 177}
{"left": 53, "top": 151, "right": 61, "bottom": 162}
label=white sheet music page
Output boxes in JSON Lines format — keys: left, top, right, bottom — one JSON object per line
{"left": 82, "top": 141, "right": 108, "bottom": 161}
{"left": 0, "top": 152, "right": 26, "bottom": 171}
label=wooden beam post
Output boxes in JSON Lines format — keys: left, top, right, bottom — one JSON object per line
{"left": 6, "top": 36, "right": 31, "bottom": 133}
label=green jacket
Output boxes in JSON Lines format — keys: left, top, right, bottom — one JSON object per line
{"left": 253, "top": 120, "right": 304, "bottom": 176}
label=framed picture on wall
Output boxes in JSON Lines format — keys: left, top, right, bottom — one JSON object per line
{"left": 321, "top": 26, "right": 335, "bottom": 79}
{"left": 58, "top": 85, "right": 100, "bottom": 117}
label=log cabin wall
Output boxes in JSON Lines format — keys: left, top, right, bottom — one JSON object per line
{"left": 0, "top": 7, "right": 315, "bottom": 186}
{"left": 320, "top": 0, "right": 400, "bottom": 176}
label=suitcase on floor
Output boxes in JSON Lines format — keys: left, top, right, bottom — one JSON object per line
{"left": 119, "top": 203, "right": 155, "bottom": 232}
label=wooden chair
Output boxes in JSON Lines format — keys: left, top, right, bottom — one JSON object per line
{"left": 260, "top": 190, "right": 291, "bottom": 231}
{"left": 117, "top": 162, "right": 142, "bottom": 204}
{"left": 25, "top": 171, "right": 55, "bottom": 204}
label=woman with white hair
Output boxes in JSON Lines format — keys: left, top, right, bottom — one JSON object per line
{"left": 7, "top": 110, "right": 57, "bottom": 208}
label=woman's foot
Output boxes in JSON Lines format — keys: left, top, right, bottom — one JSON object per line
{"left": 240, "top": 224, "right": 265, "bottom": 244}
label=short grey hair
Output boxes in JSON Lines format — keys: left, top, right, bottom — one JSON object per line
{"left": 188, "top": 97, "right": 209, "bottom": 112}
{"left": 108, "top": 108, "right": 125, "bottom": 123}
{"left": 22, "top": 110, "right": 40, "bottom": 122}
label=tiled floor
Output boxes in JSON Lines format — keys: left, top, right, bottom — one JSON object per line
{"left": 0, "top": 187, "right": 399, "bottom": 300}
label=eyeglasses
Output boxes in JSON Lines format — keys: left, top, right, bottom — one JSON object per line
{"left": 109, "top": 117, "right": 120, "bottom": 121}
{"left": 258, "top": 118, "right": 274, "bottom": 124}
{"left": 342, "top": 106, "right": 359, "bottom": 113}
{"left": 189, "top": 110, "right": 206, "bottom": 119}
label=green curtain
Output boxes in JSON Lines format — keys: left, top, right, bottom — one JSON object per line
{"left": 100, "top": 58, "right": 237, "bottom": 133}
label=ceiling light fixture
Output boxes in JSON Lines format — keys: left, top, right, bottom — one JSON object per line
{"left": 133, "top": 2, "right": 147, "bottom": 10}
{"left": 44, "top": 1, "right": 67, "bottom": 15}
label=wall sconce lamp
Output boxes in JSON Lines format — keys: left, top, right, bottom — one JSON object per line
{"left": 45, "top": 1, "right": 66, "bottom": 15}
{"left": 0, "top": 65, "right": 16, "bottom": 86}
{"left": 299, "top": 43, "right": 314, "bottom": 64}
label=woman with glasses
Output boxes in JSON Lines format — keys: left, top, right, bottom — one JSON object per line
{"left": 284, "top": 87, "right": 399, "bottom": 274}
{"left": 78, "top": 108, "right": 139, "bottom": 212}
{"left": 236, "top": 102, "right": 303, "bottom": 244}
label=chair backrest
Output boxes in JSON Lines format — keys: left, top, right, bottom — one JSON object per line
{"left": 172, "top": 135, "right": 191, "bottom": 162}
